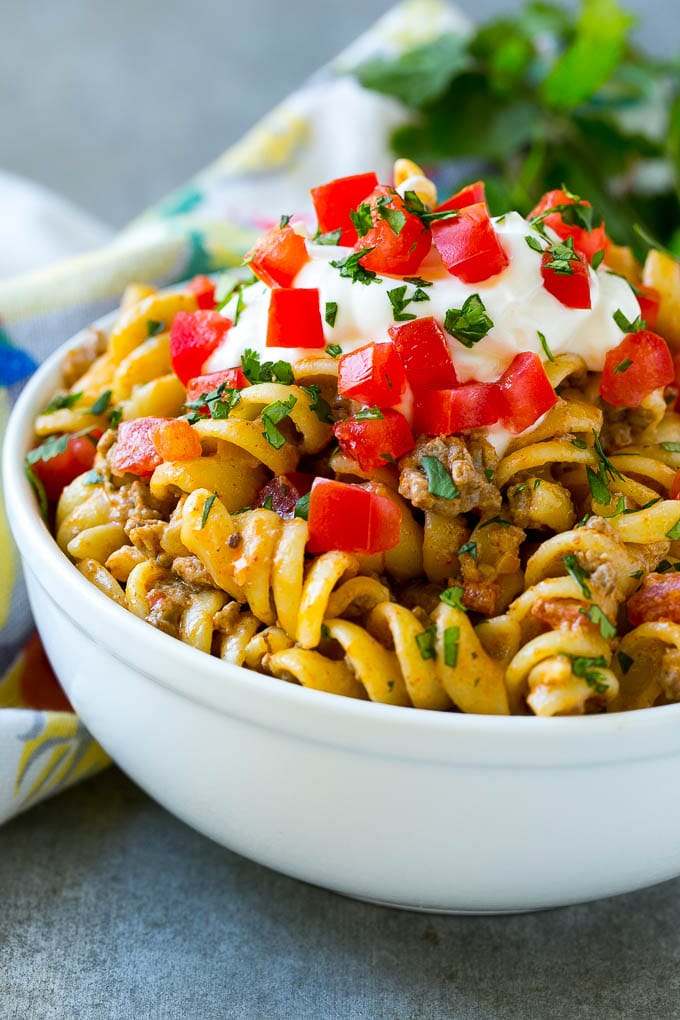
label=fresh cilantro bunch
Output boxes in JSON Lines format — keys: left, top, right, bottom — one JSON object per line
{"left": 354, "top": 0, "right": 680, "bottom": 252}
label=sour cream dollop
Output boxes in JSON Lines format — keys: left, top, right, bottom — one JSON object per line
{"left": 205, "top": 212, "right": 639, "bottom": 388}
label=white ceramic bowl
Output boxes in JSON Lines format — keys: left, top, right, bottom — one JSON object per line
{"left": 5, "top": 321, "right": 680, "bottom": 914}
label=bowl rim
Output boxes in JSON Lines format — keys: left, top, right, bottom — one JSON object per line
{"left": 5, "top": 311, "right": 680, "bottom": 765}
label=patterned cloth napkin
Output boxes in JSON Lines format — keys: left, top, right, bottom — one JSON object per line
{"left": 0, "top": 0, "right": 467, "bottom": 824}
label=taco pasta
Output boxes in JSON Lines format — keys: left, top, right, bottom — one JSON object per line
{"left": 28, "top": 162, "right": 680, "bottom": 716}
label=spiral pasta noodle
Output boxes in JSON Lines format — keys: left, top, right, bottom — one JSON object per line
{"left": 32, "top": 164, "right": 680, "bottom": 719}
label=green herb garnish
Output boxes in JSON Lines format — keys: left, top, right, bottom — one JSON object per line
{"left": 293, "top": 492, "right": 310, "bottom": 520}
{"left": 443, "top": 626, "right": 460, "bottom": 668}
{"left": 325, "top": 302, "right": 338, "bottom": 328}
{"left": 43, "top": 392, "right": 82, "bottom": 414}
{"left": 354, "top": 406, "right": 384, "bottom": 421}
{"left": 261, "top": 395, "right": 297, "bottom": 450}
{"left": 87, "top": 390, "right": 112, "bottom": 416}
{"left": 570, "top": 655, "right": 609, "bottom": 695}
{"left": 458, "top": 540, "right": 477, "bottom": 561}
{"left": 537, "top": 330, "right": 555, "bottom": 362}
{"left": 563, "top": 553, "right": 592, "bottom": 599}
{"left": 200, "top": 493, "right": 217, "bottom": 528}
{"left": 325, "top": 343, "right": 342, "bottom": 358}
{"left": 421, "top": 455, "right": 459, "bottom": 500}
{"left": 330, "top": 249, "right": 380, "bottom": 286}
{"left": 415, "top": 626, "right": 436, "bottom": 661}
{"left": 440, "top": 586, "right": 467, "bottom": 611}
{"left": 444, "top": 294, "right": 493, "bottom": 348}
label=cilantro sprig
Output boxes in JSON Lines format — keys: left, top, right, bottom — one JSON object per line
{"left": 352, "top": 1, "right": 678, "bottom": 253}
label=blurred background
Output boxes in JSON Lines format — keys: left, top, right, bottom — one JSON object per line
{"left": 2, "top": 0, "right": 676, "bottom": 227}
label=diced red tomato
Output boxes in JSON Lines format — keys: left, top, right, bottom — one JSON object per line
{"left": 388, "top": 317, "right": 458, "bottom": 395}
{"left": 670, "top": 470, "right": 680, "bottom": 500}
{"left": 185, "top": 275, "right": 216, "bottom": 309}
{"left": 110, "top": 417, "right": 170, "bottom": 477}
{"left": 333, "top": 409, "right": 414, "bottom": 470}
{"left": 310, "top": 172, "right": 379, "bottom": 246}
{"left": 354, "top": 185, "right": 431, "bottom": 276}
{"left": 256, "top": 472, "right": 314, "bottom": 518}
{"left": 636, "top": 284, "right": 660, "bottom": 330}
{"left": 414, "top": 384, "right": 502, "bottom": 436}
{"left": 434, "top": 180, "right": 486, "bottom": 215}
{"left": 151, "top": 419, "right": 202, "bottom": 462}
{"left": 431, "top": 203, "right": 509, "bottom": 284}
{"left": 31, "top": 432, "right": 99, "bottom": 502}
{"left": 600, "top": 330, "right": 674, "bottom": 407}
{"left": 185, "top": 368, "right": 249, "bottom": 406}
{"left": 628, "top": 573, "right": 680, "bottom": 626}
{"left": 266, "top": 288, "right": 325, "bottom": 349}
{"left": 337, "top": 342, "right": 407, "bottom": 407}
{"left": 498, "top": 353, "right": 557, "bottom": 432}
{"left": 307, "top": 478, "right": 402, "bottom": 555}
{"left": 170, "top": 311, "right": 232, "bottom": 386}
{"left": 247, "top": 225, "right": 309, "bottom": 288}
{"left": 541, "top": 248, "right": 591, "bottom": 309}
{"left": 529, "top": 188, "right": 607, "bottom": 264}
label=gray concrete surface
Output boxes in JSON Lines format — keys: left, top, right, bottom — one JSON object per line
{"left": 2, "top": 767, "right": 680, "bottom": 1020}
{"left": 2, "top": 2, "right": 680, "bottom": 1018}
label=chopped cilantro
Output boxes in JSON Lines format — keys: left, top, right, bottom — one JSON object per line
{"left": 666, "top": 518, "right": 680, "bottom": 542}
{"left": 543, "top": 236, "right": 579, "bottom": 275}
{"left": 618, "top": 651, "right": 634, "bottom": 675}
{"left": 301, "top": 384, "right": 333, "bottom": 424}
{"left": 82, "top": 470, "right": 103, "bottom": 486}
{"left": 484, "top": 468, "right": 495, "bottom": 483}
{"left": 563, "top": 553, "right": 592, "bottom": 599}
{"left": 525, "top": 234, "right": 545, "bottom": 254}
{"left": 479, "top": 515, "right": 511, "bottom": 528}
{"left": 88, "top": 390, "right": 112, "bottom": 416}
{"left": 330, "top": 249, "right": 380, "bottom": 286}
{"left": 656, "top": 560, "right": 680, "bottom": 573}
{"left": 591, "top": 249, "right": 606, "bottom": 270}
{"left": 571, "top": 438, "right": 587, "bottom": 449}
{"left": 241, "top": 348, "right": 294, "bottom": 385}
{"left": 581, "top": 605, "right": 617, "bottom": 640}
{"left": 613, "top": 308, "right": 645, "bottom": 333}
{"left": 200, "top": 493, "right": 217, "bottom": 529}
{"left": 387, "top": 285, "right": 417, "bottom": 322}
{"left": 444, "top": 294, "right": 493, "bottom": 348}
{"left": 349, "top": 203, "right": 373, "bottom": 238}
{"left": 262, "top": 494, "right": 274, "bottom": 511}
{"left": 325, "top": 302, "right": 338, "bottom": 328}
{"left": 146, "top": 319, "right": 164, "bottom": 338}
{"left": 440, "top": 586, "right": 467, "bottom": 611}
{"left": 377, "top": 197, "right": 406, "bottom": 236}
{"left": 415, "top": 626, "right": 436, "bottom": 661}
{"left": 293, "top": 492, "right": 310, "bottom": 520}
{"left": 261, "top": 395, "right": 297, "bottom": 450}
{"left": 325, "top": 343, "right": 342, "bottom": 358}
{"left": 614, "top": 358, "right": 633, "bottom": 374}
{"left": 279, "top": 214, "right": 292, "bottom": 228}
{"left": 661, "top": 442, "right": 680, "bottom": 453}
{"left": 537, "top": 330, "right": 555, "bottom": 362}
{"left": 315, "top": 229, "right": 343, "bottom": 246}
{"left": 421, "top": 455, "right": 459, "bottom": 500}
{"left": 354, "top": 406, "right": 383, "bottom": 421}
{"left": 43, "top": 391, "right": 82, "bottom": 414}
{"left": 404, "top": 277, "right": 432, "bottom": 288}
{"left": 109, "top": 407, "right": 123, "bottom": 428}
{"left": 586, "top": 465, "right": 611, "bottom": 505}
{"left": 443, "top": 626, "right": 460, "bottom": 668}
{"left": 570, "top": 655, "right": 609, "bottom": 694}
{"left": 458, "top": 540, "right": 477, "bottom": 561}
